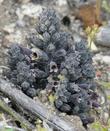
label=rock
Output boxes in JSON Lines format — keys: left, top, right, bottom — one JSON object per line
{"left": 95, "top": 26, "right": 110, "bottom": 48}
{"left": 55, "top": 0, "right": 69, "bottom": 16}
{"left": 0, "top": 31, "right": 3, "bottom": 47}
{"left": 16, "top": 20, "right": 25, "bottom": 28}
{"left": 56, "top": 0, "right": 67, "bottom": 6}
{"left": 73, "top": 33, "right": 82, "bottom": 43}
{"left": 16, "top": 0, "right": 31, "bottom": 4}
{"left": 67, "top": 0, "right": 96, "bottom": 8}
{"left": 32, "top": 0, "right": 56, "bottom": 5}
{"left": 71, "top": 18, "right": 84, "bottom": 35}
{"left": 93, "top": 53, "right": 110, "bottom": 65}
{"left": 16, "top": 3, "right": 43, "bottom": 20}
{"left": 64, "top": 115, "right": 86, "bottom": 131}
{"left": 3, "top": 30, "right": 24, "bottom": 47}
{"left": 2, "top": 22, "right": 27, "bottom": 47}
{"left": 0, "top": 0, "right": 3, "bottom": 4}
{"left": 3, "top": 23, "right": 15, "bottom": 34}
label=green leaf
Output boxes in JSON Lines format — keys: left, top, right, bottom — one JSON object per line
{"left": 91, "top": 121, "right": 110, "bottom": 131}
{"left": 3, "top": 127, "right": 14, "bottom": 131}
{"left": 101, "top": 127, "right": 108, "bottom": 131}
{"left": 99, "top": 81, "right": 110, "bottom": 89}
{"left": 107, "top": 96, "right": 110, "bottom": 100}
{"left": 48, "top": 94, "right": 56, "bottom": 104}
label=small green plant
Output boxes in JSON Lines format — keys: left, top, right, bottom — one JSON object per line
{"left": 85, "top": 24, "right": 99, "bottom": 51}
{"left": 98, "top": 81, "right": 110, "bottom": 89}
{"left": 91, "top": 120, "right": 110, "bottom": 131}
{"left": 36, "top": 118, "right": 53, "bottom": 131}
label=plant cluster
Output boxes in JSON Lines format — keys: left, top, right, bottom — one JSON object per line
{"left": 6, "top": 8, "right": 99, "bottom": 126}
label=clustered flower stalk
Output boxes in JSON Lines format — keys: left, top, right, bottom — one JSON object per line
{"left": 6, "top": 9, "right": 99, "bottom": 126}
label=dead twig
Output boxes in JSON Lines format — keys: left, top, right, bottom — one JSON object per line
{"left": 0, "top": 98, "right": 35, "bottom": 130}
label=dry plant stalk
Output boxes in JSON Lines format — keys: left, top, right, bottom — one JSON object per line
{"left": 95, "top": 0, "right": 102, "bottom": 24}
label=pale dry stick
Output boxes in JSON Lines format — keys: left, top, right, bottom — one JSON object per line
{"left": 96, "top": 0, "right": 102, "bottom": 23}
{"left": 0, "top": 66, "right": 9, "bottom": 70}
{"left": 0, "top": 98, "right": 35, "bottom": 130}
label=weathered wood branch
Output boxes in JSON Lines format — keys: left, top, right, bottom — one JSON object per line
{"left": 0, "top": 78, "right": 85, "bottom": 131}
{"left": 0, "top": 98, "right": 35, "bottom": 130}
